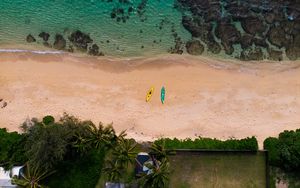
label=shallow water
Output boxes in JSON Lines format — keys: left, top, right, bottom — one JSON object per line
{"left": 0, "top": 0, "right": 299, "bottom": 60}
{"left": 0, "top": 0, "right": 190, "bottom": 57}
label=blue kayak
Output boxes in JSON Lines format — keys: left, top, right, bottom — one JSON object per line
{"left": 161, "top": 86, "right": 165, "bottom": 104}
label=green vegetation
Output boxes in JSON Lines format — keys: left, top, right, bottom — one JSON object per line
{"left": 45, "top": 149, "right": 105, "bottom": 188}
{"left": 139, "top": 158, "right": 170, "bottom": 188}
{"left": 11, "top": 163, "right": 55, "bottom": 188}
{"left": 42, "top": 115, "right": 55, "bottom": 125}
{"left": 0, "top": 128, "right": 27, "bottom": 170}
{"left": 10, "top": 113, "right": 122, "bottom": 188}
{"left": 102, "top": 138, "right": 137, "bottom": 183}
{"left": 264, "top": 129, "right": 300, "bottom": 171}
{"left": 169, "top": 152, "right": 267, "bottom": 188}
{"left": 4, "top": 113, "right": 300, "bottom": 187}
{"left": 155, "top": 136, "right": 258, "bottom": 151}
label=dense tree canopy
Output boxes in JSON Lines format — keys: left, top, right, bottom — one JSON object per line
{"left": 0, "top": 128, "right": 27, "bottom": 170}
{"left": 264, "top": 129, "right": 300, "bottom": 171}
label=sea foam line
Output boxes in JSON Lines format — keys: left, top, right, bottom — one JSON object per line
{"left": 0, "top": 49, "right": 64, "bottom": 54}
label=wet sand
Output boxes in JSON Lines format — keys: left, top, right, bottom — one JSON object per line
{"left": 0, "top": 52, "right": 299, "bottom": 148}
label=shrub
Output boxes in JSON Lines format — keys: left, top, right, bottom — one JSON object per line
{"left": 42, "top": 115, "right": 55, "bottom": 125}
{"left": 155, "top": 136, "right": 258, "bottom": 151}
{"left": 264, "top": 129, "right": 300, "bottom": 171}
{"left": 44, "top": 149, "right": 105, "bottom": 188}
{"left": 0, "top": 128, "right": 27, "bottom": 170}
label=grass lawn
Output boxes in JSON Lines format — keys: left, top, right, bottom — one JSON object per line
{"left": 169, "top": 151, "right": 267, "bottom": 188}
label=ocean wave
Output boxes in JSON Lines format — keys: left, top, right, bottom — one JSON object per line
{"left": 0, "top": 49, "right": 64, "bottom": 54}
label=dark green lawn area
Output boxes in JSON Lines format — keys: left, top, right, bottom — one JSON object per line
{"left": 169, "top": 151, "right": 267, "bottom": 188}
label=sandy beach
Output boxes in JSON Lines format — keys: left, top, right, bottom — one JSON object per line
{"left": 0, "top": 52, "right": 299, "bottom": 148}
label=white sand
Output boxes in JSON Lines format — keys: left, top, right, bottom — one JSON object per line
{"left": 0, "top": 52, "right": 300, "bottom": 148}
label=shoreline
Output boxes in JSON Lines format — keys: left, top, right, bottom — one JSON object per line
{"left": 0, "top": 52, "right": 299, "bottom": 148}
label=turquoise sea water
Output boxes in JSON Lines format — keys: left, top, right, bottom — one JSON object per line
{"left": 0, "top": 0, "right": 299, "bottom": 59}
{"left": 0, "top": 0, "right": 190, "bottom": 57}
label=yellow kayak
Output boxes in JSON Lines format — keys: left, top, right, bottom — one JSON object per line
{"left": 146, "top": 87, "right": 154, "bottom": 102}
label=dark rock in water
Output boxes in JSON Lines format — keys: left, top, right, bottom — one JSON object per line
{"left": 264, "top": 12, "right": 275, "bottom": 24}
{"left": 287, "top": 7, "right": 300, "bottom": 21}
{"left": 281, "top": 20, "right": 300, "bottom": 36}
{"left": 272, "top": 9, "right": 286, "bottom": 22}
{"left": 137, "top": 0, "right": 147, "bottom": 17}
{"left": 204, "top": 4, "right": 222, "bottom": 23}
{"left": 43, "top": 42, "right": 52, "bottom": 48}
{"left": 240, "top": 47, "right": 264, "bottom": 61}
{"left": 128, "top": 7, "right": 134, "bottom": 13}
{"left": 267, "top": 26, "right": 290, "bottom": 48}
{"left": 26, "top": 34, "right": 36, "bottom": 43}
{"left": 53, "top": 34, "right": 66, "bottom": 50}
{"left": 215, "top": 23, "right": 241, "bottom": 44}
{"left": 253, "top": 38, "right": 268, "bottom": 48}
{"left": 182, "top": 16, "right": 202, "bottom": 37}
{"left": 215, "top": 23, "right": 241, "bottom": 55}
{"left": 222, "top": 42, "right": 234, "bottom": 55}
{"left": 286, "top": 35, "right": 300, "bottom": 60}
{"left": 88, "top": 44, "right": 101, "bottom": 56}
{"left": 267, "top": 48, "right": 283, "bottom": 61}
{"left": 225, "top": 3, "right": 250, "bottom": 21}
{"left": 182, "top": 16, "right": 214, "bottom": 43}
{"left": 69, "top": 30, "right": 93, "bottom": 51}
{"left": 286, "top": 47, "right": 298, "bottom": 60}
{"left": 38, "top": 32, "right": 50, "bottom": 41}
{"left": 111, "top": 12, "right": 116, "bottom": 19}
{"left": 241, "top": 17, "right": 266, "bottom": 35}
{"left": 185, "top": 40, "right": 204, "bottom": 55}
{"left": 68, "top": 45, "right": 74, "bottom": 53}
{"left": 240, "top": 34, "right": 254, "bottom": 49}
{"left": 207, "top": 41, "right": 221, "bottom": 54}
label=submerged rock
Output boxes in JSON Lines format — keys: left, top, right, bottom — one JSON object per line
{"left": 267, "top": 48, "right": 283, "bottom": 61}
{"left": 38, "top": 32, "right": 50, "bottom": 41}
{"left": 241, "top": 17, "right": 266, "bottom": 35}
{"left": 26, "top": 34, "right": 36, "bottom": 43}
{"left": 88, "top": 44, "right": 104, "bottom": 56}
{"left": 264, "top": 12, "right": 275, "bottom": 24}
{"left": 215, "top": 23, "right": 241, "bottom": 55}
{"left": 240, "top": 47, "right": 264, "bottom": 61}
{"left": 240, "top": 34, "right": 254, "bottom": 49}
{"left": 182, "top": 16, "right": 202, "bottom": 38}
{"left": 267, "top": 26, "right": 291, "bottom": 48}
{"left": 253, "top": 38, "right": 268, "bottom": 48}
{"left": 69, "top": 30, "right": 93, "bottom": 51}
{"left": 286, "top": 35, "right": 300, "bottom": 60}
{"left": 53, "top": 34, "right": 66, "bottom": 50}
{"left": 43, "top": 42, "right": 52, "bottom": 48}
{"left": 68, "top": 45, "right": 74, "bottom": 53}
{"left": 185, "top": 40, "right": 204, "bottom": 55}
{"left": 207, "top": 40, "right": 221, "bottom": 54}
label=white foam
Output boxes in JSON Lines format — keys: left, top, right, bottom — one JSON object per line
{"left": 0, "top": 49, "right": 64, "bottom": 54}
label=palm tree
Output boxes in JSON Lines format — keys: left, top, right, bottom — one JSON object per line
{"left": 103, "top": 160, "right": 123, "bottom": 182}
{"left": 149, "top": 142, "right": 168, "bottom": 161}
{"left": 11, "top": 163, "right": 55, "bottom": 188}
{"left": 112, "top": 138, "right": 137, "bottom": 168}
{"left": 72, "top": 133, "right": 91, "bottom": 155}
{"left": 86, "top": 122, "right": 117, "bottom": 149}
{"left": 139, "top": 158, "right": 170, "bottom": 188}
